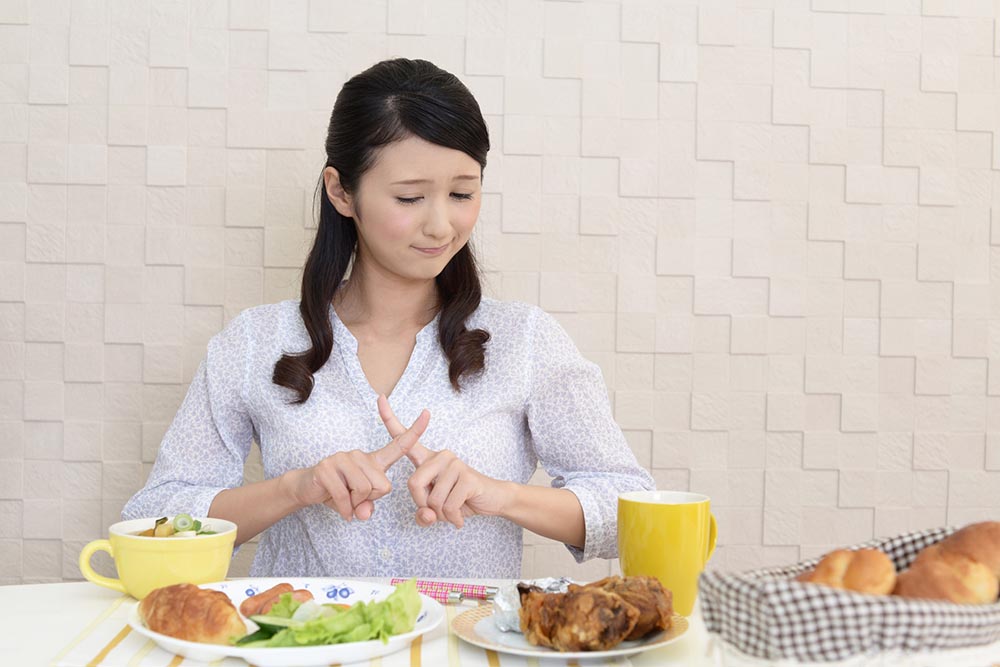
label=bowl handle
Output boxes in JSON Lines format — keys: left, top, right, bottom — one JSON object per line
{"left": 79, "top": 539, "right": 127, "bottom": 594}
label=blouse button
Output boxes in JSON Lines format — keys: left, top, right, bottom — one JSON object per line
{"left": 379, "top": 547, "right": 391, "bottom": 561}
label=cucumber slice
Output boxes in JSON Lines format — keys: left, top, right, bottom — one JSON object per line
{"left": 234, "top": 629, "right": 272, "bottom": 646}
{"left": 250, "top": 615, "right": 301, "bottom": 632}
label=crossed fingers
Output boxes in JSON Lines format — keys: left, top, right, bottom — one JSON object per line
{"left": 311, "top": 407, "right": 429, "bottom": 521}
{"left": 377, "top": 395, "right": 480, "bottom": 529}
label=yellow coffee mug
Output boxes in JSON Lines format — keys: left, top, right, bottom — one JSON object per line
{"left": 79, "top": 517, "right": 237, "bottom": 599}
{"left": 618, "top": 491, "right": 717, "bottom": 616}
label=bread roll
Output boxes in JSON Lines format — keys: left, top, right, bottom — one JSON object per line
{"left": 893, "top": 550, "right": 998, "bottom": 604}
{"left": 892, "top": 521, "right": 1000, "bottom": 605}
{"left": 923, "top": 521, "right": 1000, "bottom": 578}
{"left": 797, "top": 548, "right": 896, "bottom": 595}
{"left": 139, "top": 583, "right": 247, "bottom": 645}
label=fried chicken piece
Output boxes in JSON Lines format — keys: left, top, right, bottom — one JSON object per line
{"left": 584, "top": 575, "right": 673, "bottom": 639}
{"left": 518, "top": 585, "right": 639, "bottom": 652}
{"left": 140, "top": 583, "right": 246, "bottom": 645}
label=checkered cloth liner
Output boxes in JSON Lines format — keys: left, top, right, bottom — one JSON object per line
{"left": 699, "top": 525, "right": 1000, "bottom": 662}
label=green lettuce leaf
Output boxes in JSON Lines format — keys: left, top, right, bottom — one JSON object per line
{"left": 266, "top": 592, "right": 302, "bottom": 619}
{"left": 378, "top": 578, "right": 421, "bottom": 638}
{"left": 249, "top": 579, "right": 421, "bottom": 647}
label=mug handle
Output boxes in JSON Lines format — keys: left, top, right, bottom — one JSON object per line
{"left": 705, "top": 513, "right": 718, "bottom": 563}
{"left": 79, "top": 539, "right": 127, "bottom": 594}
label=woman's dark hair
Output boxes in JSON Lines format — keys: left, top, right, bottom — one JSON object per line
{"left": 273, "top": 58, "right": 491, "bottom": 404}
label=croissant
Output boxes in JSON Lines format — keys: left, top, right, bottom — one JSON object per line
{"left": 139, "top": 583, "right": 247, "bottom": 644}
{"left": 893, "top": 521, "right": 1000, "bottom": 605}
{"left": 796, "top": 548, "right": 896, "bottom": 595}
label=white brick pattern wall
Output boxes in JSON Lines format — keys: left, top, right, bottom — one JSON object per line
{"left": 1, "top": 0, "right": 999, "bottom": 584}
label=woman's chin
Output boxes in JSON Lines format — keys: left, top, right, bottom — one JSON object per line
{"left": 403, "top": 255, "right": 455, "bottom": 279}
{"left": 397, "top": 264, "right": 448, "bottom": 282}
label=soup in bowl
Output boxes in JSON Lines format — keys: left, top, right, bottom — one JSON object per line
{"left": 79, "top": 516, "right": 237, "bottom": 600}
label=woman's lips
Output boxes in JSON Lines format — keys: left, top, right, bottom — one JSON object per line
{"left": 412, "top": 243, "right": 449, "bottom": 256}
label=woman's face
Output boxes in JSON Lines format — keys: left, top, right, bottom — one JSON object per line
{"left": 325, "top": 135, "right": 483, "bottom": 284}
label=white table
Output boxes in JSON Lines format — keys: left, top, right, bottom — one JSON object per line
{"left": 0, "top": 580, "right": 713, "bottom": 666}
{"left": 4, "top": 581, "right": 998, "bottom": 667}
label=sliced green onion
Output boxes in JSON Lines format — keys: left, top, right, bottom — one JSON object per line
{"left": 172, "top": 513, "right": 195, "bottom": 532}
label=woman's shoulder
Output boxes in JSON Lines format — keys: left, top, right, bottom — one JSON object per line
{"left": 474, "top": 298, "right": 568, "bottom": 337}
{"left": 472, "top": 300, "right": 584, "bottom": 376}
{"left": 212, "top": 300, "right": 306, "bottom": 350}
{"left": 231, "top": 299, "right": 299, "bottom": 326}
{"left": 472, "top": 298, "right": 574, "bottom": 357}
{"left": 473, "top": 297, "right": 544, "bottom": 328}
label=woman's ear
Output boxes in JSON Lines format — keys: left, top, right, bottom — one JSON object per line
{"left": 323, "top": 166, "right": 355, "bottom": 218}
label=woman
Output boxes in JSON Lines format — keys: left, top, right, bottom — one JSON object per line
{"left": 123, "top": 58, "right": 654, "bottom": 578}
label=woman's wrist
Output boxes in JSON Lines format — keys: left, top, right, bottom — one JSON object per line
{"left": 209, "top": 469, "right": 315, "bottom": 547}
{"left": 493, "top": 480, "right": 522, "bottom": 520}
{"left": 278, "top": 467, "right": 311, "bottom": 512}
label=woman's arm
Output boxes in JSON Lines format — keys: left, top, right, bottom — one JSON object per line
{"left": 123, "top": 314, "right": 256, "bottom": 527}
{"left": 520, "top": 308, "right": 655, "bottom": 561}
{"left": 208, "top": 471, "right": 305, "bottom": 547}
{"left": 126, "top": 310, "right": 289, "bottom": 547}
{"left": 496, "top": 482, "right": 585, "bottom": 549}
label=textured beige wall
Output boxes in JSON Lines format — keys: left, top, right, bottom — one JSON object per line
{"left": 2, "top": 0, "right": 1000, "bottom": 585}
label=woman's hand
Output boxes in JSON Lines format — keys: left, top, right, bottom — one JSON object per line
{"left": 377, "top": 395, "right": 510, "bottom": 528}
{"left": 282, "top": 408, "right": 430, "bottom": 521}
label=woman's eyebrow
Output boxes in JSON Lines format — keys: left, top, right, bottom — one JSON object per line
{"left": 390, "top": 175, "right": 480, "bottom": 185}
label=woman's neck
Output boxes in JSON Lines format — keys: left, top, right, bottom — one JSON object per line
{"left": 333, "top": 266, "right": 438, "bottom": 333}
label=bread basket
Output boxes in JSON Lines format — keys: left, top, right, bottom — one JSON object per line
{"left": 698, "top": 526, "right": 1000, "bottom": 662}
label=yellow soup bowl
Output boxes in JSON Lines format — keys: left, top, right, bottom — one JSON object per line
{"left": 618, "top": 491, "right": 717, "bottom": 616}
{"left": 79, "top": 517, "right": 237, "bottom": 600}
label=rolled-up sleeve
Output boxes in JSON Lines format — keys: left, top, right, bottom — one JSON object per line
{"left": 524, "top": 308, "right": 655, "bottom": 562}
{"left": 122, "top": 311, "right": 255, "bottom": 522}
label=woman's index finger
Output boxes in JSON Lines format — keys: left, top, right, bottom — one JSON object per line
{"left": 371, "top": 435, "right": 411, "bottom": 470}
{"left": 405, "top": 440, "right": 433, "bottom": 467}
{"left": 371, "top": 408, "right": 430, "bottom": 470}
{"left": 376, "top": 394, "right": 406, "bottom": 437}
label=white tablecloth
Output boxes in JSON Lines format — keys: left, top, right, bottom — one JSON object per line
{"left": 2, "top": 581, "right": 998, "bottom": 667}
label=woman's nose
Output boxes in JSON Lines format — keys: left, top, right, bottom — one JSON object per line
{"left": 421, "top": 197, "right": 452, "bottom": 239}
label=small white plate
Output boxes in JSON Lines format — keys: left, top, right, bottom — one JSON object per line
{"left": 451, "top": 603, "right": 689, "bottom": 660}
{"left": 127, "top": 577, "right": 444, "bottom": 667}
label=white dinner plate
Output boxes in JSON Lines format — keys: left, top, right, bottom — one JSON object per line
{"left": 127, "top": 577, "right": 444, "bottom": 667}
{"left": 451, "top": 603, "right": 689, "bottom": 660}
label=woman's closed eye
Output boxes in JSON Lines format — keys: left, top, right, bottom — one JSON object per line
{"left": 395, "top": 193, "right": 475, "bottom": 205}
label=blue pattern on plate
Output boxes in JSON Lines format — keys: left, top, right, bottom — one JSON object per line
{"left": 323, "top": 584, "right": 354, "bottom": 600}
